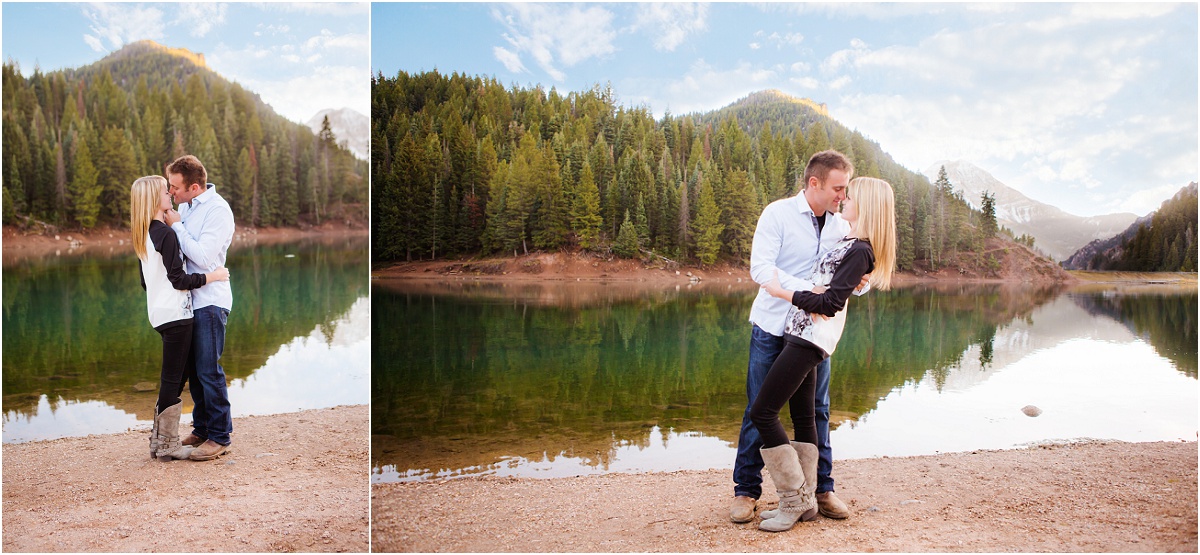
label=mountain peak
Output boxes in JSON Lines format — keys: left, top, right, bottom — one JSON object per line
{"left": 102, "top": 40, "right": 207, "bottom": 69}
{"left": 733, "top": 89, "right": 828, "bottom": 116}
{"left": 924, "top": 160, "right": 1139, "bottom": 261}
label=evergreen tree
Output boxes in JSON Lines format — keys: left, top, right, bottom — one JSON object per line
{"left": 369, "top": 70, "right": 1034, "bottom": 268}
{"left": 532, "top": 143, "right": 569, "bottom": 249}
{"left": 2, "top": 186, "right": 17, "bottom": 224}
{"left": 691, "top": 171, "right": 724, "bottom": 265}
{"left": 613, "top": 209, "right": 639, "bottom": 258}
{"left": 633, "top": 194, "right": 650, "bottom": 247}
{"left": 571, "top": 161, "right": 603, "bottom": 250}
{"left": 980, "top": 190, "right": 998, "bottom": 238}
{"left": 69, "top": 138, "right": 101, "bottom": 228}
{"left": 678, "top": 176, "right": 692, "bottom": 260}
{"left": 97, "top": 126, "right": 139, "bottom": 224}
{"left": 277, "top": 141, "right": 300, "bottom": 226}
{"left": 720, "top": 169, "right": 759, "bottom": 260}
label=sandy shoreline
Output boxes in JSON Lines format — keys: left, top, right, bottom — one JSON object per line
{"left": 3, "top": 405, "right": 369, "bottom": 553}
{"left": 372, "top": 439, "right": 1197, "bottom": 552}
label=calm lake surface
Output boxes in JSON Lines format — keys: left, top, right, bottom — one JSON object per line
{"left": 372, "top": 278, "right": 1197, "bottom": 483}
{"left": 2, "top": 235, "right": 370, "bottom": 443}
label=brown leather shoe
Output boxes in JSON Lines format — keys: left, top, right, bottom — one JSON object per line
{"left": 729, "top": 495, "right": 757, "bottom": 523}
{"left": 817, "top": 491, "right": 850, "bottom": 519}
{"left": 188, "top": 439, "right": 231, "bottom": 461}
{"left": 182, "top": 433, "right": 205, "bottom": 447}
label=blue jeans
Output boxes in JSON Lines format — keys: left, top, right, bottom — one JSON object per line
{"left": 734, "top": 325, "right": 835, "bottom": 498}
{"left": 187, "top": 305, "right": 232, "bottom": 446}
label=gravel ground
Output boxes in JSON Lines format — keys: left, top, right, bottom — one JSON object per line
{"left": 372, "top": 439, "right": 1197, "bottom": 552}
{"left": 3, "top": 405, "right": 369, "bottom": 553}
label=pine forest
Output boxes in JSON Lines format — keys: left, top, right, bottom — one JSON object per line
{"left": 1086, "top": 183, "right": 1197, "bottom": 272}
{"left": 372, "top": 70, "right": 1008, "bottom": 270}
{"left": 2, "top": 41, "right": 366, "bottom": 231}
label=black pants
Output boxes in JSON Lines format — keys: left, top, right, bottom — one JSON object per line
{"left": 749, "top": 340, "right": 826, "bottom": 449}
{"left": 155, "top": 322, "right": 193, "bottom": 413}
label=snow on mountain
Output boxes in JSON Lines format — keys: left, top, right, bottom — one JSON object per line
{"left": 307, "top": 108, "right": 368, "bottom": 161}
{"left": 923, "top": 160, "right": 1139, "bottom": 262}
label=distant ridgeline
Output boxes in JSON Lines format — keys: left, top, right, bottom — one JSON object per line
{"left": 1064, "top": 182, "right": 1198, "bottom": 272}
{"left": 2, "top": 40, "right": 366, "bottom": 230}
{"left": 372, "top": 70, "right": 1018, "bottom": 270}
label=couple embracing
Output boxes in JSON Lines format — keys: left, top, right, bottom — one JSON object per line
{"left": 130, "top": 155, "right": 235, "bottom": 462}
{"left": 731, "top": 150, "right": 897, "bottom": 532}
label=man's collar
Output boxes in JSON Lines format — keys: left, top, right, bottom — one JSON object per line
{"left": 795, "top": 192, "right": 817, "bottom": 217}
{"left": 795, "top": 193, "right": 842, "bottom": 222}
{"left": 189, "top": 183, "right": 216, "bottom": 207}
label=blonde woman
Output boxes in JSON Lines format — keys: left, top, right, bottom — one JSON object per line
{"left": 131, "top": 175, "right": 229, "bottom": 461}
{"left": 750, "top": 177, "right": 897, "bottom": 532}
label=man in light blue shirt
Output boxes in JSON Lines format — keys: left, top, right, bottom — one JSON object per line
{"left": 731, "top": 150, "right": 859, "bottom": 523}
{"left": 165, "top": 154, "right": 235, "bottom": 462}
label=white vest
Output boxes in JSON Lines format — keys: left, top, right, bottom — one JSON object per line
{"left": 141, "top": 234, "right": 193, "bottom": 329}
{"left": 782, "top": 238, "right": 857, "bottom": 356}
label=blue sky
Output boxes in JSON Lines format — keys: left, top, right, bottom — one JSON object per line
{"left": 3, "top": 2, "right": 370, "bottom": 124}
{"left": 374, "top": 2, "right": 1198, "bottom": 218}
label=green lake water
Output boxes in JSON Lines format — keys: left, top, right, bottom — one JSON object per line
{"left": 2, "top": 235, "right": 370, "bottom": 443}
{"left": 371, "top": 279, "right": 1196, "bottom": 483}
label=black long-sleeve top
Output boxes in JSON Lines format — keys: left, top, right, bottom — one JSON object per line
{"left": 789, "top": 239, "right": 875, "bottom": 317}
{"left": 139, "top": 220, "right": 207, "bottom": 292}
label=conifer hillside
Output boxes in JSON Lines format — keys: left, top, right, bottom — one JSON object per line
{"left": 372, "top": 70, "right": 1054, "bottom": 272}
{"left": 2, "top": 40, "right": 367, "bottom": 231}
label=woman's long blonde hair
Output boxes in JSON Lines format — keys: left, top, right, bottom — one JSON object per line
{"left": 130, "top": 175, "right": 166, "bottom": 261}
{"left": 848, "top": 177, "right": 897, "bottom": 290}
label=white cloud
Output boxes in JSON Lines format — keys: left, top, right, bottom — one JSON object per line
{"left": 789, "top": 76, "right": 819, "bottom": 89}
{"left": 80, "top": 3, "right": 166, "bottom": 51}
{"left": 828, "top": 75, "right": 852, "bottom": 90}
{"left": 659, "top": 59, "right": 781, "bottom": 114}
{"left": 257, "top": 3, "right": 370, "bottom": 17}
{"left": 83, "top": 34, "right": 105, "bottom": 53}
{"left": 821, "top": 37, "right": 871, "bottom": 74}
{"left": 749, "top": 42, "right": 761, "bottom": 50}
{"left": 493, "top": 46, "right": 527, "bottom": 74}
{"left": 630, "top": 3, "right": 708, "bottom": 52}
{"left": 171, "top": 3, "right": 228, "bottom": 38}
{"left": 490, "top": 3, "right": 617, "bottom": 82}
{"left": 762, "top": 2, "right": 947, "bottom": 21}
{"left": 236, "top": 64, "right": 369, "bottom": 124}
{"left": 257, "top": 24, "right": 291, "bottom": 37}
{"left": 303, "top": 29, "right": 369, "bottom": 54}
{"left": 1031, "top": 3, "right": 1180, "bottom": 33}
{"left": 779, "top": 32, "right": 804, "bottom": 47}
{"left": 1071, "top": 2, "right": 1178, "bottom": 20}
{"left": 208, "top": 29, "right": 368, "bottom": 123}
{"left": 822, "top": 4, "right": 1194, "bottom": 214}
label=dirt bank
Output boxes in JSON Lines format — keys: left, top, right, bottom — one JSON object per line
{"left": 3, "top": 405, "right": 369, "bottom": 553}
{"left": 372, "top": 439, "right": 1197, "bottom": 552}
{"left": 372, "top": 244, "right": 1075, "bottom": 286}
{"left": 2, "top": 223, "right": 368, "bottom": 265}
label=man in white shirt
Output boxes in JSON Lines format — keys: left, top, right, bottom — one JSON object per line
{"left": 730, "top": 150, "right": 857, "bottom": 523}
{"left": 165, "top": 154, "right": 236, "bottom": 462}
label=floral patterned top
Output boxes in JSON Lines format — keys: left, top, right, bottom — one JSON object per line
{"left": 782, "top": 237, "right": 875, "bottom": 357}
